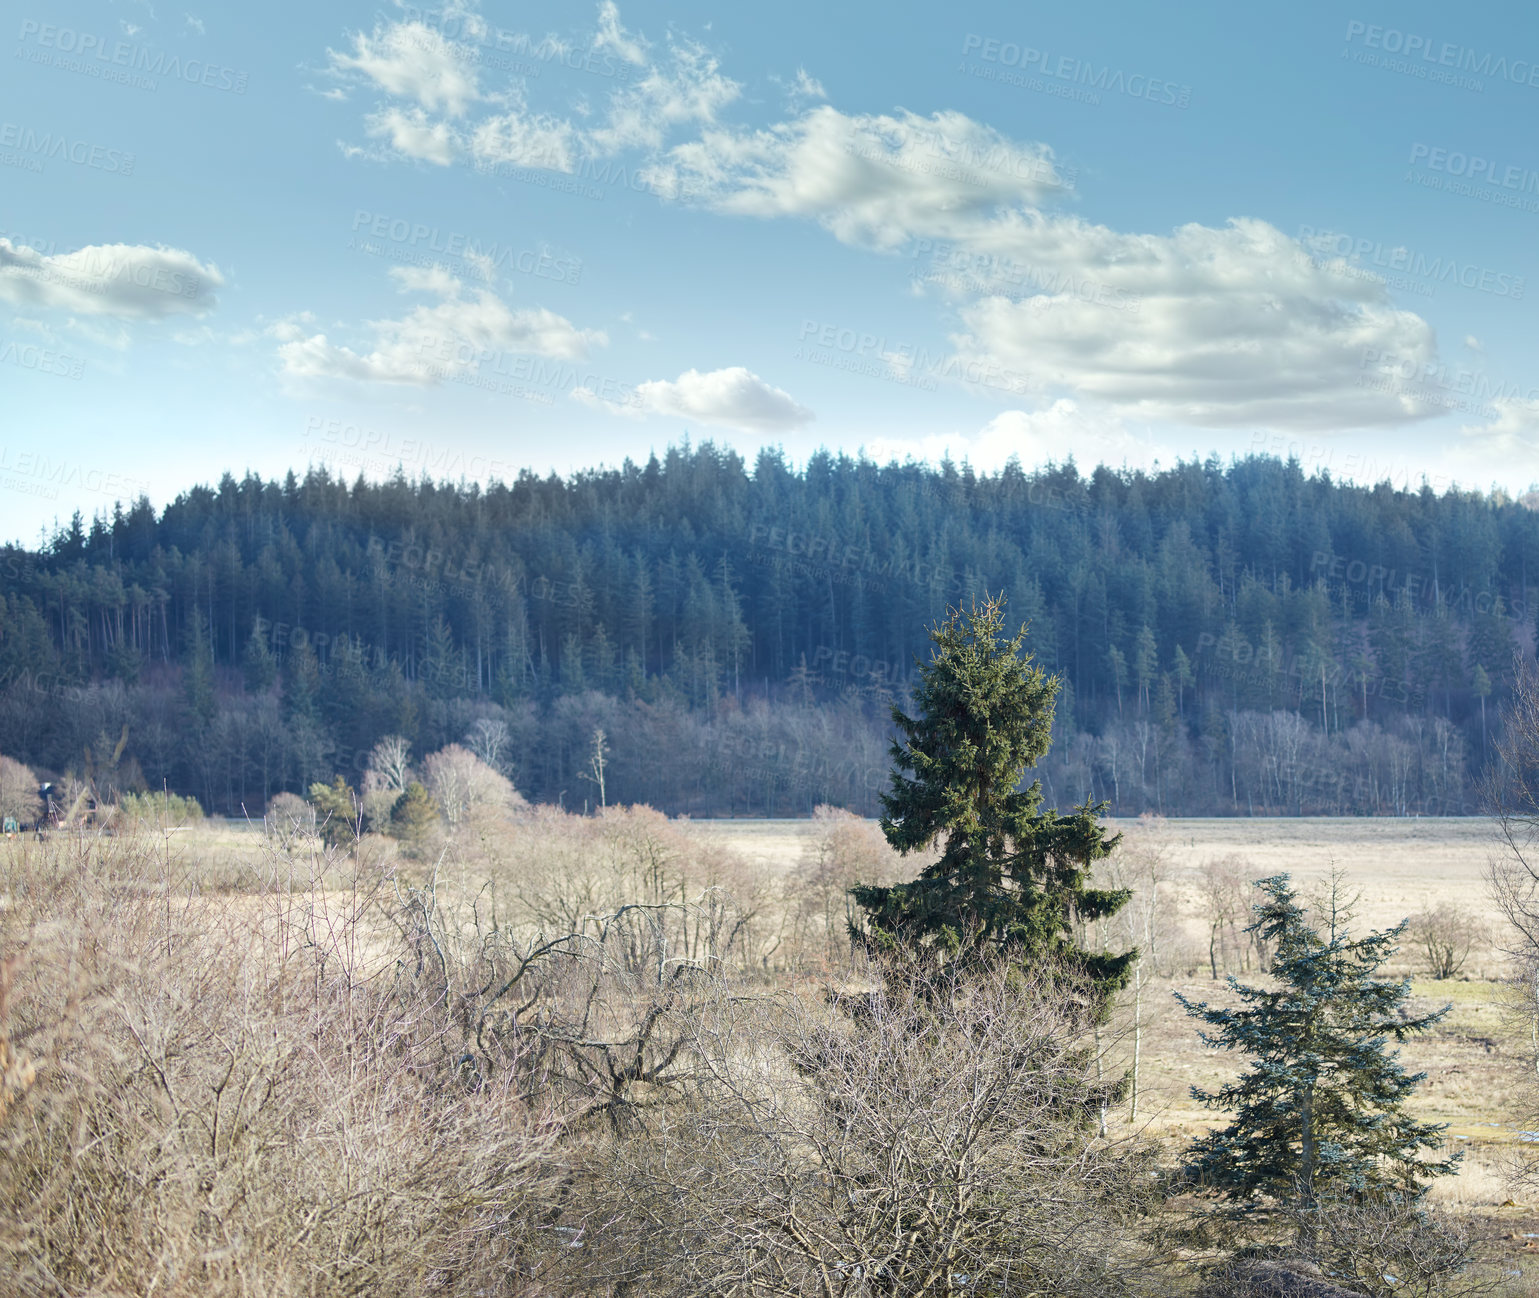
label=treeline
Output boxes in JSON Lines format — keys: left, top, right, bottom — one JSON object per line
{"left": 0, "top": 444, "right": 1534, "bottom": 816}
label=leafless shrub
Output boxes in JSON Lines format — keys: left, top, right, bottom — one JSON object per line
{"left": 1195, "top": 854, "right": 1272, "bottom": 978}
{"left": 0, "top": 828, "right": 563, "bottom": 1296}
{"left": 262, "top": 789, "right": 315, "bottom": 847}
{"left": 1486, "top": 656, "right": 1539, "bottom": 1201}
{"left": 1407, "top": 904, "right": 1486, "bottom": 980}
{"left": 785, "top": 804, "right": 904, "bottom": 967}
{"left": 1196, "top": 1256, "right": 1371, "bottom": 1297}
{"left": 1200, "top": 1194, "right": 1495, "bottom": 1298}
{"left": 422, "top": 742, "right": 526, "bottom": 829}
{"left": 573, "top": 961, "right": 1160, "bottom": 1296}
{"left": 0, "top": 756, "right": 42, "bottom": 829}
{"left": 478, "top": 804, "right": 778, "bottom": 973}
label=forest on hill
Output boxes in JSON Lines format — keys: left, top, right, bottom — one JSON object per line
{"left": 0, "top": 444, "right": 1533, "bottom": 819}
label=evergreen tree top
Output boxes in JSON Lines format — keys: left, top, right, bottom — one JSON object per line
{"left": 1176, "top": 873, "right": 1456, "bottom": 1210}
{"left": 854, "top": 596, "right": 1132, "bottom": 1005}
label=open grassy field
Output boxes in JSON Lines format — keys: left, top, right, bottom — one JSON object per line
{"left": 693, "top": 813, "right": 1502, "bottom": 952}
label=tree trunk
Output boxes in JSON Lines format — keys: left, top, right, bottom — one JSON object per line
{"left": 1299, "top": 1081, "right": 1317, "bottom": 1238}
{"left": 1129, "top": 959, "right": 1143, "bottom": 1122}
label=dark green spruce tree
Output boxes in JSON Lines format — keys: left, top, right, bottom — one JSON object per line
{"left": 851, "top": 595, "right": 1133, "bottom": 1010}
{"left": 1176, "top": 874, "right": 1457, "bottom": 1214}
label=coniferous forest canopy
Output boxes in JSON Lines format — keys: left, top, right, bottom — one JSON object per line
{"left": 1, "top": 444, "right": 1533, "bottom": 820}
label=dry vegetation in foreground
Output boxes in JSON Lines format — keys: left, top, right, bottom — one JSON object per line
{"left": 0, "top": 810, "right": 1534, "bottom": 1294}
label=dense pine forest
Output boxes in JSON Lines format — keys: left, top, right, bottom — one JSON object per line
{"left": 0, "top": 444, "right": 1533, "bottom": 819}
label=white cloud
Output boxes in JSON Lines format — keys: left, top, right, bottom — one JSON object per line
{"left": 1461, "top": 396, "right": 1539, "bottom": 453}
{"left": 950, "top": 216, "right": 1443, "bottom": 430}
{"left": 390, "top": 264, "right": 462, "bottom": 297}
{"left": 865, "top": 400, "right": 1172, "bottom": 474}
{"left": 586, "top": 38, "right": 740, "bottom": 155}
{"left": 791, "top": 68, "right": 826, "bottom": 102}
{"left": 312, "top": 9, "right": 1456, "bottom": 434}
{"left": 575, "top": 366, "right": 812, "bottom": 432}
{"left": 364, "top": 106, "right": 459, "bottom": 164}
{"left": 470, "top": 98, "right": 579, "bottom": 170}
{"left": 328, "top": 4, "right": 736, "bottom": 170}
{"left": 0, "top": 239, "right": 223, "bottom": 319}
{"left": 640, "top": 106, "right": 1069, "bottom": 249}
{"left": 184, "top": 13, "right": 205, "bottom": 35}
{"left": 265, "top": 311, "right": 317, "bottom": 344}
{"left": 277, "top": 267, "right": 605, "bottom": 385}
{"left": 639, "top": 98, "right": 1448, "bottom": 428}
{"left": 463, "top": 249, "right": 497, "bottom": 281}
{"left": 593, "top": 0, "right": 649, "bottom": 65}
{"left": 329, "top": 20, "right": 480, "bottom": 116}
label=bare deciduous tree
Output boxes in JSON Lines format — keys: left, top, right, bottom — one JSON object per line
{"left": 1407, "top": 903, "right": 1485, "bottom": 981}
{"left": 1486, "top": 656, "right": 1539, "bottom": 1189}
{"left": 1195, "top": 854, "right": 1268, "bottom": 978}
{"left": 786, "top": 804, "right": 901, "bottom": 966}
{"left": 263, "top": 790, "right": 315, "bottom": 846}
{"left": 579, "top": 727, "right": 608, "bottom": 810}
{"left": 421, "top": 743, "right": 524, "bottom": 829}
{"left": 0, "top": 756, "right": 42, "bottom": 829}
{"left": 466, "top": 717, "right": 511, "bottom": 776}
{"left": 1102, "top": 816, "right": 1173, "bottom": 1123}
{"left": 367, "top": 733, "right": 413, "bottom": 791}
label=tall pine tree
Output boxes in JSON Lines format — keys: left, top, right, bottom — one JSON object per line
{"left": 851, "top": 595, "right": 1133, "bottom": 1008}
{"left": 1176, "top": 874, "right": 1456, "bottom": 1214}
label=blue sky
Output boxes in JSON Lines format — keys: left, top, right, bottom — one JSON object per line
{"left": 3, "top": 0, "right": 1538, "bottom": 543}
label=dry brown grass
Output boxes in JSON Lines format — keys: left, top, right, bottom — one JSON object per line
{"left": 0, "top": 828, "right": 565, "bottom": 1296}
